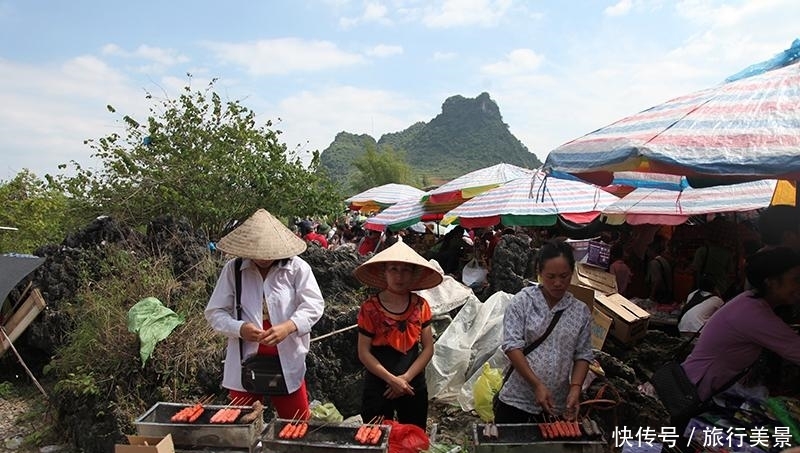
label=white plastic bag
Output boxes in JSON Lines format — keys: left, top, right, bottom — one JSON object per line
{"left": 461, "top": 258, "right": 488, "bottom": 286}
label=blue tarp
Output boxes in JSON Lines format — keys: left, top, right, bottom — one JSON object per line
{"left": 725, "top": 38, "right": 800, "bottom": 82}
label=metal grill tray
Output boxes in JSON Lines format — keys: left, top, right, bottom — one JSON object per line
{"left": 473, "top": 423, "right": 606, "bottom": 453}
{"left": 135, "top": 402, "right": 263, "bottom": 449}
{"left": 261, "top": 419, "right": 390, "bottom": 453}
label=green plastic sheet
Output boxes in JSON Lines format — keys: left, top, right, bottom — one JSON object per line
{"left": 127, "top": 297, "right": 184, "bottom": 367}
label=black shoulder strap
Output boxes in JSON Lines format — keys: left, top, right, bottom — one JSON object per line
{"left": 234, "top": 257, "right": 244, "bottom": 363}
{"left": 502, "top": 309, "right": 565, "bottom": 384}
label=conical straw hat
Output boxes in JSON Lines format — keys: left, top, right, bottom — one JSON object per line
{"left": 217, "top": 209, "right": 306, "bottom": 260}
{"left": 353, "top": 241, "right": 443, "bottom": 290}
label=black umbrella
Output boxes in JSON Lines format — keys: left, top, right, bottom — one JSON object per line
{"left": 0, "top": 254, "right": 45, "bottom": 315}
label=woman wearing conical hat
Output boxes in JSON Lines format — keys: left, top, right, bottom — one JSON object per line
{"left": 353, "top": 241, "right": 443, "bottom": 429}
{"left": 205, "top": 209, "right": 324, "bottom": 420}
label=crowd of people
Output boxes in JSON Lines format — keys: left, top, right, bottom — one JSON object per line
{"left": 199, "top": 203, "right": 800, "bottom": 444}
{"left": 289, "top": 212, "right": 530, "bottom": 281}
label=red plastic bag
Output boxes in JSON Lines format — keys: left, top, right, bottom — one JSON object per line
{"left": 384, "top": 420, "right": 430, "bottom": 453}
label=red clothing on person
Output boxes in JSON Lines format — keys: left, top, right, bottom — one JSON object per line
{"left": 358, "top": 235, "right": 380, "bottom": 256}
{"left": 228, "top": 320, "right": 310, "bottom": 420}
{"left": 487, "top": 233, "right": 502, "bottom": 261}
{"left": 357, "top": 294, "right": 432, "bottom": 353}
{"left": 304, "top": 232, "right": 328, "bottom": 248}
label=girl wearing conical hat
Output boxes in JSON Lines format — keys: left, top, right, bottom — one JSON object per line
{"left": 353, "top": 241, "right": 443, "bottom": 429}
{"left": 205, "top": 209, "right": 324, "bottom": 420}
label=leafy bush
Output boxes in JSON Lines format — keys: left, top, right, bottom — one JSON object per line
{"left": 48, "top": 246, "right": 225, "bottom": 452}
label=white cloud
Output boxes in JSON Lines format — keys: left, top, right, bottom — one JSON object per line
{"left": 0, "top": 56, "right": 150, "bottom": 179}
{"left": 482, "top": 0, "right": 800, "bottom": 163}
{"left": 270, "top": 86, "right": 430, "bottom": 156}
{"left": 604, "top": 0, "right": 633, "bottom": 16}
{"left": 205, "top": 38, "right": 365, "bottom": 75}
{"left": 133, "top": 45, "right": 190, "bottom": 66}
{"left": 363, "top": 2, "right": 389, "bottom": 21}
{"left": 481, "top": 49, "right": 544, "bottom": 76}
{"left": 670, "top": 0, "right": 800, "bottom": 67}
{"left": 98, "top": 43, "right": 190, "bottom": 74}
{"left": 366, "top": 44, "right": 403, "bottom": 58}
{"left": 99, "top": 43, "right": 189, "bottom": 67}
{"left": 432, "top": 51, "right": 457, "bottom": 61}
{"left": 339, "top": 1, "right": 391, "bottom": 29}
{"left": 422, "top": 0, "right": 513, "bottom": 28}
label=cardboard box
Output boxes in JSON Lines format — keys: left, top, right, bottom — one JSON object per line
{"left": 568, "top": 284, "right": 595, "bottom": 310}
{"left": 586, "top": 240, "right": 611, "bottom": 269}
{"left": 590, "top": 307, "right": 613, "bottom": 350}
{"left": 594, "top": 293, "right": 650, "bottom": 344}
{"left": 568, "top": 284, "right": 612, "bottom": 350}
{"left": 115, "top": 434, "right": 174, "bottom": 453}
{"left": 571, "top": 263, "right": 617, "bottom": 296}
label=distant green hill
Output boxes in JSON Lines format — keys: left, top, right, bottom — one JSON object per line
{"left": 319, "top": 92, "right": 542, "bottom": 194}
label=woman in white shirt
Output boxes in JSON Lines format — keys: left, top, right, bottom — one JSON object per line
{"left": 205, "top": 209, "right": 325, "bottom": 420}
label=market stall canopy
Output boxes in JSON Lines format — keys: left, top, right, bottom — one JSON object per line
{"left": 603, "top": 179, "right": 793, "bottom": 226}
{"left": 544, "top": 49, "right": 800, "bottom": 186}
{"left": 345, "top": 183, "right": 426, "bottom": 213}
{"left": 423, "top": 163, "right": 534, "bottom": 205}
{"left": 442, "top": 172, "right": 619, "bottom": 229}
{"left": 364, "top": 194, "right": 463, "bottom": 231}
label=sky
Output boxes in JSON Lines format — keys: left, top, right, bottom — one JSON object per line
{"left": 1, "top": 0, "right": 799, "bottom": 181}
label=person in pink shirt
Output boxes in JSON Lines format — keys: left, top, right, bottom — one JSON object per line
{"left": 608, "top": 244, "right": 632, "bottom": 297}
{"left": 681, "top": 247, "right": 800, "bottom": 402}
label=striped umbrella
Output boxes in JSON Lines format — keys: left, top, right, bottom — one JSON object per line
{"left": 364, "top": 195, "right": 463, "bottom": 231}
{"left": 442, "top": 172, "right": 619, "bottom": 229}
{"left": 603, "top": 179, "right": 793, "bottom": 225}
{"left": 424, "top": 163, "right": 534, "bottom": 204}
{"left": 544, "top": 58, "right": 800, "bottom": 186}
{"left": 345, "top": 183, "right": 426, "bottom": 213}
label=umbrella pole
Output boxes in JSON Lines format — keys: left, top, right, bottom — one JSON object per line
{"left": 796, "top": 180, "right": 799, "bottom": 207}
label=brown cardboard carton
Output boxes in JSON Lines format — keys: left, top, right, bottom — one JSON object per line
{"left": 115, "top": 434, "right": 174, "bottom": 453}
{"left": 594, "top": 293, "right": 650, "bottom": 344}
{"left": 571, "top": 263, "right": 617, "bottom": 296}
{"left": 568, "top": 284, "right": 595, "bottom": 310}
{"left": 590, "top": 308, "right": 613, "bottom": 350}
{"left": 568, "top": 284, "right": 612, "bottom": 349}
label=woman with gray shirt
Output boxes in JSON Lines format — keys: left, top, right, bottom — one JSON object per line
{"left": 495, "top": 240, "right": 594, "bottom": 423}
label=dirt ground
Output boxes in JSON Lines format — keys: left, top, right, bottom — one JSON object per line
{"left": 0, "top": 394, "right": 45, "bottom": 453}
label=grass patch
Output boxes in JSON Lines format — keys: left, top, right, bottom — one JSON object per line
{"left": 46, "top": 245, "right": 226, "bottom": 451}
{"left": 0, "top": 381, "right": 14, "bottom": 398}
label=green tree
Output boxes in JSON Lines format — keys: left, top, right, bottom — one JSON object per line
{"left": 0, "top": 170, "right": 76, "bottom": 253}
{"left": 349, "top": 144, "right": 417, "bottom": 193}
{"left": 49, "top": 78, "right": 342, "bottom": 235}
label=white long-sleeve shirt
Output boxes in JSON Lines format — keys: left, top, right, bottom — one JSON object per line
{"left": 204, "top": 256, "right": 324, "bottom": 393}
{"left": 678, "top": 290, "right": 724, "bottom": 334}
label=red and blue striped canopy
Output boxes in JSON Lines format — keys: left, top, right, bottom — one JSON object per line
{"left": 364, "top": 195, "right": 463, "bottom": 231}
{"left": 544, "top": 60, "right": 800, "bottom": 184}
{"left": 443, "top": 172, "right": 619, "bottom": 228}
{"left": 423, "top": 163, "right": 534, "bottom": 204}
{"left": 345, "top": 183, "right": 426, "bottom": 212}
{"left": 603, "top": 179, "right": 789, "bottom": 225}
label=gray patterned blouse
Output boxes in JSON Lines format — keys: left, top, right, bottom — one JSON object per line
{"left": 497, "top": 284, "right": 594, "bottom": 415}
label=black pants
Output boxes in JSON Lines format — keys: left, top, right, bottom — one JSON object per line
{"left": 494, "top": 398, "right": 548, "bottom": 424}
{"left": 361, "top": 346, "right": 428, "bottom": 429}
